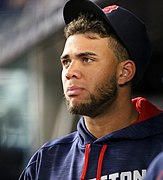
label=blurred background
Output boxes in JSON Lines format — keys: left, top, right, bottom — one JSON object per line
{"left": 0, "top": 0, "right": 162, "bottom": 179}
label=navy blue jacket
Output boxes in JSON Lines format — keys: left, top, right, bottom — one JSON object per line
{"left": 145, "top": 151, "right": 163, "bottom": 180}
{"left": 19, "top": 97, "right": 163, "bottom": 180}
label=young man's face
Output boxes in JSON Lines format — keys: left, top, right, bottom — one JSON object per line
{"left": 60, "top": 33, "right": 119, "bottom": 117}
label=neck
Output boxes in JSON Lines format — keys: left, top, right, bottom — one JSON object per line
{"left": 84, "top": 93, "right": 139, "bottom": 139}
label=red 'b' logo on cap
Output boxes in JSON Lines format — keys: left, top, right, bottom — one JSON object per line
{"left": 103, "top": 5, "right": 118, "bottom": 13}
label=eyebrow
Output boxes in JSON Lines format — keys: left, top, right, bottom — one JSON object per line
{"left": 60, "top": 54, "right": 69, "bottom": 60}
{"left": 77, "top": 52, "right": 97, "bottom": 58}
{"left": 60, "top": 52, "right": 97, "bottom": 60}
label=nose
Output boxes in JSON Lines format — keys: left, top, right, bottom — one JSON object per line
{"left": 64, "top": 61, "right": 81, "bottom": 80}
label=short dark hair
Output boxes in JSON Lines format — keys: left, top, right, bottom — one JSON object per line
{"left": 64, "top": 13, "right": 130, "bottom": 62}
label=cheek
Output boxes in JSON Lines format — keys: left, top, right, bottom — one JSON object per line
{"left": 92, "top": 68, "right": 109, "bottom": 81}
{"left": 87, "top": 72, "right": 106, "bottom": 91}
{"left": 61, "top": 70, "right": 64, "bottom": 82}
{"left": 90, "top": 68, "right": 116, "bottom": 89}
{"left": 61, "top": 71, "right": 66, "bottom": 91}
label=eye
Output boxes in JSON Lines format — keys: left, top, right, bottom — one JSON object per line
{"left": 82, "top": 57, "right": 94, "bottom": 63}
{"left": 61, "top": 59, "right": 71, "bottom": 68}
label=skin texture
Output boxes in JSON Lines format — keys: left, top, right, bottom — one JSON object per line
{"left": 61, "top": 33, "right": 138, "bottom": 138}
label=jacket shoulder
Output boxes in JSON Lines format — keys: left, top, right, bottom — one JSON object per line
{"left": 42, "top": 131, "right": 78, "bottom": 148}
{"left": 19, "top": 131, "right": 79, "bottom": 179}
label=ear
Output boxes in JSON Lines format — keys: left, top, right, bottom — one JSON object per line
{"left": 117, "top": 60, "right": 136, "bottom": 86}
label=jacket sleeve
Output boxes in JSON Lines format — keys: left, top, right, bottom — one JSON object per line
{"left": 19, "top": 151, "right": 40, "bottom": 180}
{"left": 144, "top": 151, "right": 163, "bottom": 180}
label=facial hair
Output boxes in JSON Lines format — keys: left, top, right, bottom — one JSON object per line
{"left": 66, "top": 74, "right": 117, "bottom": 118}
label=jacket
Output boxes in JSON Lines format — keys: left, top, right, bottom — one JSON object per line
{"left": 19, "top": 97, "right": 163, "bottom": 180}
{"left": 144, "top": 151, "right": 163, "bottom": 180}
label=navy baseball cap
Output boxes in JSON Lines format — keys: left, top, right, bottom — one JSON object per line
{"left": 63, "top": 0, "right": 151, "bottom": 86}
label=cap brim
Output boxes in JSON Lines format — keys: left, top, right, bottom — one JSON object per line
{"left": 63, "top": 0, "right": 108, "bottom": 25}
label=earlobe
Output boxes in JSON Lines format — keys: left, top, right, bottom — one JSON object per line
{"left": 117, "top": 60, "right": 136, "bottom": 86}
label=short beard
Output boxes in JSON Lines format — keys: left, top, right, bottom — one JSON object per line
{"left": 66, "top": 74, "right": 117, "bottom": 118}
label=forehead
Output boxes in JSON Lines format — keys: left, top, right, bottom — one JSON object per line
{"left": 62, "top": 33, "right": 111, "bottom": 55}
{"left": 61, "top": 34, "right": 118, "bottom": 67}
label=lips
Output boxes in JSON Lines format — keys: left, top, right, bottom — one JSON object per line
{"left": 66, "top": 86, "right": 84, "bottom": 96}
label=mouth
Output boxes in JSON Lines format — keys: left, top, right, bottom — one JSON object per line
{"left": 66, "top": 86, "right": 85, "bottom": 96}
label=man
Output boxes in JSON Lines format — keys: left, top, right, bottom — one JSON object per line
{"left": 145, "top": 151, "right": 163, "bottom": 180}
{"left": 19, "top": 0, "right": 163, "bottom": 179}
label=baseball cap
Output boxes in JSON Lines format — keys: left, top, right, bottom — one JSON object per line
{"left": 63, "top": 0, "right": 151, "bottom": 86}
